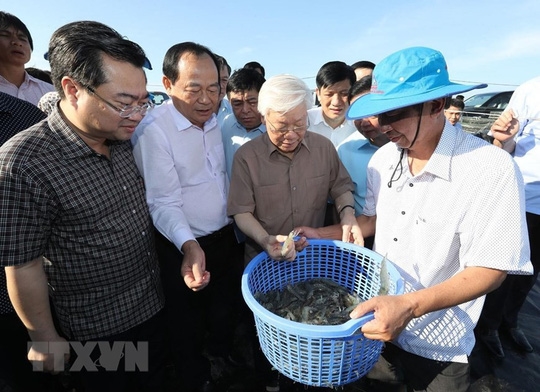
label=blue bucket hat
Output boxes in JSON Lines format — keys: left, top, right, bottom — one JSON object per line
{"left": 347, "top": 47, "right": 487, "bottom": 119}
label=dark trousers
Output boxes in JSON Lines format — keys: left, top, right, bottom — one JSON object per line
{"left": 478, "top": 212, "right": 540, "bottom": 330}
{"left": 364, "top": 343, "right": 470, "bottom": 392}
{"left": 155, "top": 225, "right": 242, "bottom": 390}
{"left": 75, "top": 310, "right": 167, "bottom": 392}
{"left": 0, "top": 311, "right": 54, "bottom": 391}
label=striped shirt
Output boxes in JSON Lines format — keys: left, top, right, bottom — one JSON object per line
{"left": 365, "top": 122, "right": 532, "bottom": 363}
{"left": 0, "top": 107, "right": 163, "bottom": 340}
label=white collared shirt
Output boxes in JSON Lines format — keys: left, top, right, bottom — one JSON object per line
{"left": 132, "top": 100, "right": 231, "bottom": 250}
{"left": 307, "top": 107, "right": 357, "bottom": 148}
{"left": 0, "top": 72, "right": 54, "bottom": 106}
{"left": 364, "top": 122, "right": 532, "bottom": 363}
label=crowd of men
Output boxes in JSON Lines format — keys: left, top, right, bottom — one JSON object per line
{"left": 1, "top": 11, "right": 537, "bottom": 392}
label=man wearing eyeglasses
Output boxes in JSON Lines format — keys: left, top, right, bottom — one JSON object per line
{"left": 0, "top": 21, "right": 166, "bottom": 391}
{"left": 132, "top": 42, "right": 242, "bottom": 392}
{"left": 298, "top": 47, "right": 532, "bottom": 391}
{"left": 227, "top": 74, "right": 359, "bottom": 264}
{"left": 227, "top": 74, "right": 359, "bottom": 390}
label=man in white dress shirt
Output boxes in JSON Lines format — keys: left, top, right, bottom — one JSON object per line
{"left": 132, "top": 42, "right": 242, "bottom": 392}
{"left": 307, "top": 60, "right": 357, "bottom": 148}
{"left": 299, "top": 46, "right": 532, "bottom": 391}
{"left": 0, "top": 12, "right": 54, "bottom": 105}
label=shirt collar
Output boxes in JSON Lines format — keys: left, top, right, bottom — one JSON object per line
{"left": 49, "top": 105, "right": 126, "bottom": 160}
{"left": 416, "top": 121, "right": 457, "bottom": 181}
{"left": 167, "top": 100, "right": 218, "bottom": 132}
{"left": 264, "top": 131, "right": 311, "bottom": 158}
{"left": 309, "top": 107, "right": 353, "bottom": 129}
{"left": 234, "top": 120, "right": 266, "bottom": 134}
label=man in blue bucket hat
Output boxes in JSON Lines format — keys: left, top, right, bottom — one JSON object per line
{"left": 298, "top": 47, "right": 532, "bottom": 391}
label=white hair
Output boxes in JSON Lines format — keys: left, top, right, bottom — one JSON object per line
{"left": 257, "top": 74, "right": 314, "bottom": 116}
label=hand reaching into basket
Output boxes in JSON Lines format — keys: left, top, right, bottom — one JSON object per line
{"left": 262, "top": 232, "right": 308, "bottom": 261}
{"left": 349, "top": 295, "right": 416, "bottom": 341}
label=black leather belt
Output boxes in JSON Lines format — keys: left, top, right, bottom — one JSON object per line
{"left": 196, "top": 223, "right": 234, "bottom": 247}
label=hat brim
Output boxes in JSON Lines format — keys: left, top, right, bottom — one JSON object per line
{"left": 347, "top": 82, "right": 487, "bottom": 119}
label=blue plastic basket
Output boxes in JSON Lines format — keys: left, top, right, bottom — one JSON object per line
{"left": 241, "top": 239, "right": 404, "bottom": 387}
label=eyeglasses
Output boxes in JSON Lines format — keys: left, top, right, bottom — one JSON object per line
{"left": 378, "top": 104, "right": 423, "bottom": 126}
{"left": 86, "top": 86, "right": 154, "bottom": 118}
{"left": 266, "top": 118, "right": 309, "bottom": 136}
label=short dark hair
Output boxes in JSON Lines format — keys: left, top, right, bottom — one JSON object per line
{"left": 348, "top": 75, "right": 372, "bottom": 103}
{"left": 0, "top": 11, "right": 33, "bottom": 50}
{"left": 215, "top": 54, "right": 231, "bottom": 75}
{"left": 244, "top": 61, "right": 265, "bottom": 77}
{"left": 445, "top": 97, "right": 465, "bottom": 110}
{"left": 26, "top": 67, "right": 52, "bottom": 84}
{"left": 350, "top": 60, "right": 376, "bottom": 71}
{"left": 226, "top": 68, "right": 266, "bottom": 95}
{"left": 315, "top": 61, "right": 356, "bottom": 89}
{"left": 163, "top": 42, "right": 219, "bottom": 84}
{"left": 48, "top": 21, "right": 147, "bottom": 98}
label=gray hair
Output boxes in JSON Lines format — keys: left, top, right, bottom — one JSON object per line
{"left": 258, "top": 74, "right": 314, "bottom": 117}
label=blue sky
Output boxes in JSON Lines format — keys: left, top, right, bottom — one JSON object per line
{"left": 6, "top": 0, "right": 540, "bottom": 97}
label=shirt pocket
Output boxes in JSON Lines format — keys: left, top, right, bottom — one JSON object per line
{"left": 305, "top": 174, "right": 330, "bottom": 211}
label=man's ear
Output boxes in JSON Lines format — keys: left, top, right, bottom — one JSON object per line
{"left": 162, "top": 76, "right": 172, "bottom": 92}
{"left": 430, "top": 98, "right": 446, "bottom": 115}
{"left": 61, "top": 76, "right": 82, "bottom": 105}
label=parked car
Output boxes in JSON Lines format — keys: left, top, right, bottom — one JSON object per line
{"left": 150, "top": 91, "right": 170, "bottom": 106}
{"left": 462, "top": 90, "right": 514, "bottom": 119}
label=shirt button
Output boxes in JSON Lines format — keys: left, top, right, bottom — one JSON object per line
{"left": 393, "top": 238, "right": 398, "bottom": 241}
{"left": 123, "top": 186, "right": 127, "bottom": 190}
{"left": 142, "top": 231, "right": 146, "bottom": 236}
{"left": 292, "top": 186, "right": 297, "bottom": 191}
{"left": 132, "top": 210, "right": 136, "bottom": 214}
{"left": 401, "top": 211, "right": 405, "bottom": 215}
{"left": 409, "top": 183, "right": 413, "bottom": 187}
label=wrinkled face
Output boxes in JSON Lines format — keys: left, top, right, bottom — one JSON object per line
{"left": 164, "top": 52, "right": 219, "bottom": 128}
{"left": 316, "top": 80, "right": 351, "bottom": 125}
{"left": 77, "top": 55, "right": 150, "bottom": 141}
{"left": 0, "top": 26, "right": 31, "bottom": 66}
{"left": 444, "top": 105, "right": 462, "bottom": 125}
{"left": 264, "top": 105, "right": 308, "bottom": 154}
{"left": 229, "top": 88, "right": 262, "bottom": 130}
{"left": 219, "top": 64, "right": 230, "bottom": 102}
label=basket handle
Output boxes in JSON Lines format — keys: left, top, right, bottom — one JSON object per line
{"left": 331, "top": 311, "right": 375, "bottom": 336}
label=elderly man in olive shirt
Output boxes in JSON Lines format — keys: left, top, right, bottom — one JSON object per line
{"left": 227, "top": 74, "right": 360, "bottom": 264}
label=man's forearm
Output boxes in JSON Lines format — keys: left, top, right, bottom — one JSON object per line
{"left": 5, "top": 257, "right": 59, "bottom": 341}
{"left": 406, "top": 267, "right": 507, "bottom": 318}
{"left": 234, "top": 212, "right": 269, "bottom": 247}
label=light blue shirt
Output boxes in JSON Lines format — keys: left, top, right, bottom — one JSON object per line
{"left": 221, "top": 113, "right": 266, "bottom": 178}
{"left": 337, "top": 132, "right": 379, "bottom": 215}
{"left": 217, "top": 98, "right": 232, "bottom": 127}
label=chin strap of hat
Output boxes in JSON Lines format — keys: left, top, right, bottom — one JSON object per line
{"left": 407, "top": 104, "right": 423, "bottom": 150}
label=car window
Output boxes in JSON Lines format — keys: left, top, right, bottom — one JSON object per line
{"left": 464, "top": 93, "right": 497, "bottom": 108}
